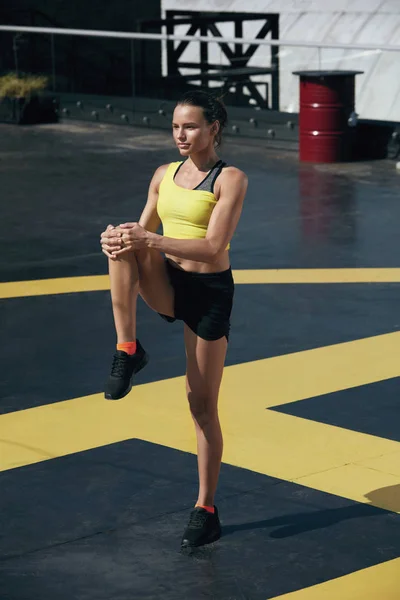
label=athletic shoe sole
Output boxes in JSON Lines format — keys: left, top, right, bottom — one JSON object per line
{"left": 180, "top": 527, "right": 222, "bottom": 550}
{"left": 104, "top": 352, "right": 149, "bottom": 400}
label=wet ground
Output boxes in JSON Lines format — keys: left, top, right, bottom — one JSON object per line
{"left": 0, "top": 121, "right": 399, "bottom": 599}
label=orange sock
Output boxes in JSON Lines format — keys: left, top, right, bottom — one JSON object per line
{"left": 117, "top": 341, "right": 137, "bottom": 355}
{"left": 195, "top": 505, "right": 215, "bottom": 514}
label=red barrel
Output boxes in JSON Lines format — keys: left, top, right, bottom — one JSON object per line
{"left": 293, "top": 70, "right": 363, "bottom": 163}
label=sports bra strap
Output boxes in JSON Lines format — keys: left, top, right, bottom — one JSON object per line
{"left": 172, "top": 159, "right": 227, "bottom": 193}
{"left": 194, "top": 160, "right": 226, "bottom": 193}
{"left": 208, "top": 160, "right": 226, "bottom": 194}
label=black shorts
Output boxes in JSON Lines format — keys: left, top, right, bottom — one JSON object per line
{"left": 159, "top": 260, "right": 234, "bottom": 341}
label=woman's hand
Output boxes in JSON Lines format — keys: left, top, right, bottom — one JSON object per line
{"left": 111, "top": 222, "right": 149, "bottom": 256}
{"left": 100, "top": 224, "right": 123, "bottom": 260}
{"left": 101, "top": 222, "right": 150, "bottom": 259}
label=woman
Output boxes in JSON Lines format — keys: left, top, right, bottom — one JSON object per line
{"left": 100, "top": 90, "right": 248, "bottom": 549}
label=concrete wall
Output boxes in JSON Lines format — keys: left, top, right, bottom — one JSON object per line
{"left": 162, "top": 0, "right": 400, "bottom": 121}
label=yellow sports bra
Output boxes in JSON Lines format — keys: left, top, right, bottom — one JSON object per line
{"left": 157, "top": 160, "right": 230, "bottom": 249}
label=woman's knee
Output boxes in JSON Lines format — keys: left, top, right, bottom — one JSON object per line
{"left": 109, "top": 252, "right": 140, "bottom": 282}
{"left": 187, "top": 392, "right": 218, "bottom": 427}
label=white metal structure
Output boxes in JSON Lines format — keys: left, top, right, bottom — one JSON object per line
{"left": 1, "top": 12, "right": 399, "bottom": 120}
{"left": 163, "top": 0, "right": 400, "bottom": 121}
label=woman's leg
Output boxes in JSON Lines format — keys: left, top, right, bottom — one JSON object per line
{"left": 105, "top": 249, "right": 175, "bottom": 399}
{"left": 108, "top": 248, "right": 175, "bottom": 343}
{"left": 108, "top": 255, "right": 139, "bottom": 344}
{"left": 184, "top": 325, "right": 227, "bottom": 507}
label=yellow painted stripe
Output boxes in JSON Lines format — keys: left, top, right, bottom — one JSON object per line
{"left": 225, "top": 330, "right": 400, "bottom": 409}
{"left": 269, "top": 557, "right": 400, "bottom": 600}
{"left": 0, "top": 275, "right": 110, "bottom": 299}
{"left": 2, "top": 268, "right": 400, "bottom": 299}
{"left": 233, "top": 268, "right": 400, "bottom": 285}
{"left": 1, "top": 332, "right": 400, "bottom": 513}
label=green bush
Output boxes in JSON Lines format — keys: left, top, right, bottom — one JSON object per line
{"left": 0, "top": 73, "right": 48, "bottom": 99}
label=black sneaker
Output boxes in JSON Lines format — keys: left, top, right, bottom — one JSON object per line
{"left": 104, "top": 340, "right": 149, "bottom": 400}
{"left": 181, "top": 506, "right": 221, "bottom": 549}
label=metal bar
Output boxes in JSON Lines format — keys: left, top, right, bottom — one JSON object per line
{"left": 173, "top": 24, "right": 199, "bottom": 62}
{"left": 130, "top": 39, "right": 135, "bottom": 99}
{"left": 244, "top": 81, "right": 268, "bottom": 109}
{"left": 175, "top": 64, "right": 276, "bottom": 74}
{"left": 166, "top": 16, "right": 175, "bottom": 76}
{"left": 234, "top": 20, "right": 243, "bottom": 64}
{"left": 137, "top": 15, "right": 278, "bottom": 26}
{"left": 165, "top": 11, "right": 280, "bottom": 21}
{"left": 200, "top": 24, "right": 208, "bottom": 86}
{"left": 12, "top": 34, "right": 19, "bottom": 76}
{"left": 233, "top": 20, "right": 243, "bottom": 104}
{"left": 175, "top": 61, "right": 235, "bottom": 70}
{"left": 135, "top": 20, "right": 145, "bottom": 92}
{"left": 207, "top": 23, "right": 235, "bottom": 62}
{"left": 173, "top": 69, "right": 274, "bottom": 81}
{"left": 1, "top": 25, "right": 400, "bottom": 52}
{"left": 271, "top": 16, "right": 280, "bottom": 111}
{"left": 50, "top": 33, "right": 56, "bottom": 91}
{"left": 243, "top": 21, "right": 272, "bottom": 61}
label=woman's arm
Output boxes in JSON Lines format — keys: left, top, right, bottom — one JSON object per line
{"left": 100, "top": 164, "right": 168, "bottom": 258}
{"left": 115, "top": 167, "right": 248, "bottom": 263}
{"left": 148, "top": 167, "right": 247, "bottom": 262}
{"left": 138, "top": 164, "right": 169, "bottom": 232}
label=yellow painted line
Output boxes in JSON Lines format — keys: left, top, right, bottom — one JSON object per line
{"left": 226, "top": 330, "right": 400, "bottom": 409}
{"left": 2, "top": 268, "right": 400, "bottom": 299}
{"left": 233, "top": 268, "right": 400, "bottom": 284}
{"left": 1, "top": 332, "right": 400, "bottom": 513}
{"left": 269, "top": 557, "right": 400, "bottom": 600}
{"left": 0, "top": 275, "right": 110, "bottom": 299}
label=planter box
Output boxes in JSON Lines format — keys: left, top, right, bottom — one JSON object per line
{"left": 0, "top": 95, "right": 59, "bottom": 124}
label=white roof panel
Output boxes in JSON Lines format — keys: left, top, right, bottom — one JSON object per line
{"left": 162, "top": 0, "right": 400, "bottom": 120}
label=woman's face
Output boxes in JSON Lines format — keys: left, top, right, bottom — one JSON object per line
{"left": 172, "top": 104, "right": 217, "bottom": 156}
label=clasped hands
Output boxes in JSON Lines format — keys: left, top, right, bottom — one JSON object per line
{"left": 100, "top": 222, "right": 149, "bottom": 260}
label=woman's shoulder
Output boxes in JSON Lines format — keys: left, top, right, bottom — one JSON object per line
{"left": 213, "top": 164, "right": 248, "bottom": 199}
{"left": 155, "top": 161, "right": 181, "bottom": 175}
{"left": 152, "top": 162, "right": 182, "bottom": 187}
{"left": 219, "top": 164, "right": 248, "bottom": 187}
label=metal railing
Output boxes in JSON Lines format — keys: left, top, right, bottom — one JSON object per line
{"left": 1, "top": 24, "right": 400, "bottom": 122}
{"left": 1, "top": 24, "right": 400, "bottom": 52}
